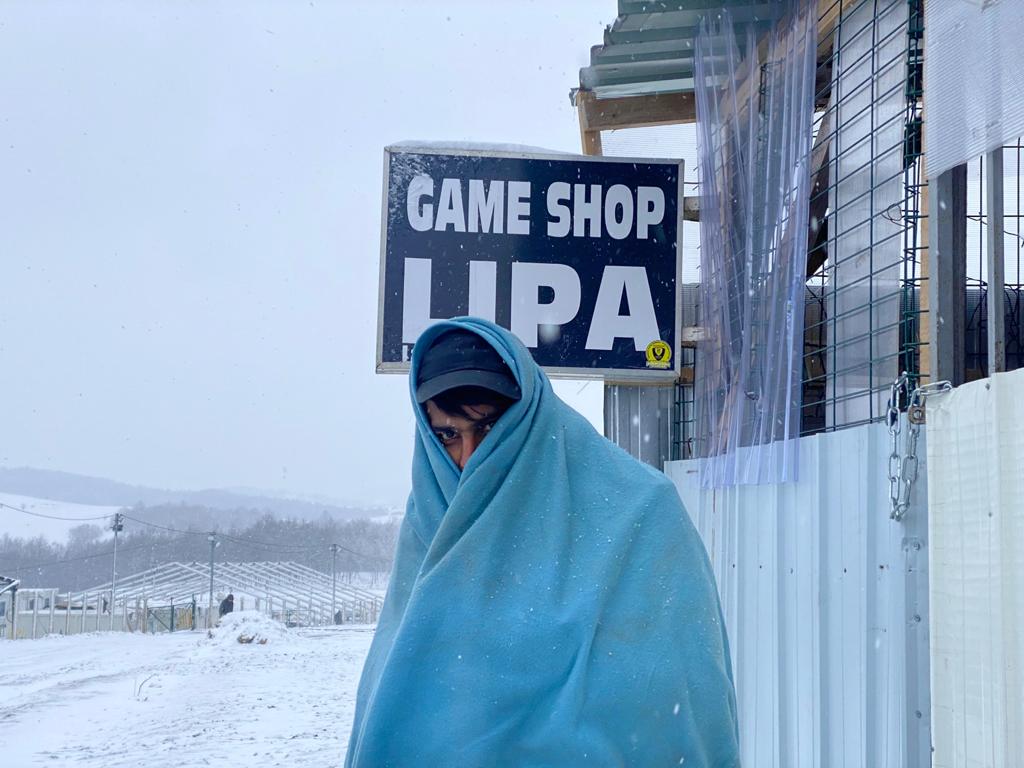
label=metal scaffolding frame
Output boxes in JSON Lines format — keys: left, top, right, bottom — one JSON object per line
{"left": 84, "top": 561, "right": 383, "bottom": 627}
{"left": 801, "top": 0, "right": 921, "bottom": 432}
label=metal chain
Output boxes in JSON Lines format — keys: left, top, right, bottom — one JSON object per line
{"left": 887, "top": 373, "right": 953, "bottom": 521}
{"left": 887, "top": 373, "right": 910, "bottom": 520}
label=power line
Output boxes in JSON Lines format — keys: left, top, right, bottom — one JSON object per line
{"left": 0, "top": 501, "right": 115, "bottom": 522}
{"left": 0, "top": 540, "right": 175, "bottom": 573}
{"left": 121, "top": 518, "right": 380, "bottom": 565}
{"left": 120, "top": 515, "right": 320, "bottom": 552}
{"left": 118, "top": 515, "right": 213, "bottom": 538}
{"left": 330, "top": 541, "right": 381, "bottom": 562}
{"left": 118, "top": 514, "right": 379, "bottom": 561}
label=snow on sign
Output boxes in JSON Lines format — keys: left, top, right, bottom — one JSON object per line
{"left": 376, "top": 145, "right": 683, "bottom": 380}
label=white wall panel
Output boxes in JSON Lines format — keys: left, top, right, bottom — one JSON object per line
{"left": 666, "top": 422, "right": 931, "bottom": 767}
{"left": 925, "top": 2, "right": 1024, "bottom": 176}
{"left": 927, "top": 368, "right": 1024, "bottom": 768}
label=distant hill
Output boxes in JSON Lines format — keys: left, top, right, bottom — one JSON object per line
{"left": 0, "top": 467, "right": 386, "bottom": 523}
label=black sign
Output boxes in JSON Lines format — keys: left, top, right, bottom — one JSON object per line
{"left": 376, "top": 146, "right": 682, "bottom": 379}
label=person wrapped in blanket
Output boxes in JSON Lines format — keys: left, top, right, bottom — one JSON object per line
{"left": 346, "top": 318, "right": 739, "bottom": 767}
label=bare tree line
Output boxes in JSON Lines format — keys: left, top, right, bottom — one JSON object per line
{"left": 0, "top": 504, "right": 400, "bottom": 591}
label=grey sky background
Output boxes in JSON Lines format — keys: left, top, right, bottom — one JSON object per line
{"left": 0, "top": 1, "right": 611, "bottom": 508}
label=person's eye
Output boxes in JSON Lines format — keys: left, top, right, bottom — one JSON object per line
{"left": 478, "top": 421, "right": 496, "bottom": 435}
{"left": 434, "top": 428, "right": 459, "bottom": 445}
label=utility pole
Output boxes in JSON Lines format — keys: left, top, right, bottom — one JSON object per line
{"left": 207, "top": 533, "right": 217, "bottom": 629}
{"left": 330, "top": 543, "right": 339, "bottom": 625}
{"left": 109, "top": 512, "right": 124, "bottom": 631}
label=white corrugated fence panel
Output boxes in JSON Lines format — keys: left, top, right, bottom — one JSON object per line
{"left": 926, "top": 368, "right": 1024, "bottom": 768}
{"left": 666, "top": 422, "right": 930, "bottom": 767}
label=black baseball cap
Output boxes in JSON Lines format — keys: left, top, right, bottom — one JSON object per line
{"left": 415, "top": 330, "right": 522, "bottom": 404}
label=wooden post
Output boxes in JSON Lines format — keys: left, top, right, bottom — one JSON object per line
{"left": 31, "top": 593, "right": 38, "bottom": 639}
{"left": 919, "top": 154, "right": 931, "bottom": 382}
{"left": 65, "top": 592, "right": 71, "bottom": 635}
{"left": 927, "top": 164, "right": 968, "bottom": 386}
{"left": 576, "top": 89, "right": 603, "bottom": 156}
{"left": 918, "top": 15, "right": 930, "bottom": 383}
{"left": 48, "top": 589, "right": 56, "bottom": 636}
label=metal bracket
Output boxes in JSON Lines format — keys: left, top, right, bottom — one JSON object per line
{"left": 908, "top": 404, "right": 927, "bottom": 425}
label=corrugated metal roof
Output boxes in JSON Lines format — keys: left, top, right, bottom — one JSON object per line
{"left": 580, "top": 0, "right": 781, "bottom": 98}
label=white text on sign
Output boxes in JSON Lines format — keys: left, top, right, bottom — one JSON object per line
{"left": 402, "top": 258, "right": 660, "bottom": 352}
{"left": 406, "top": 176, "right": 666, "bottom": 240}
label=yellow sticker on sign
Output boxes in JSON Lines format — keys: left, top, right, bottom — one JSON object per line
{"left": 645, "top": 340, "right": 672, "bottom": 369}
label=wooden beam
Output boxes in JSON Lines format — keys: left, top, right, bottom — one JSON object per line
{"left": 575, "top": 0, "right": 847, "bottom": 134}
{"left": 576, "top": 89, "right": 603, "bottom": 156}
{"left": 680, "top": 326, "right": 708, "bottom": 347}
{"left": 576, "top": 88, "right": 696, "bottom": 132}
{"left": 816, "top": 0, "right": 857, "bottom": 43}
{"left": 918, "top": 8, "right": 930, "bottom": 382}
{"left": 919, "top": 153, "right": 930, "bottom": 381}
{"left": 580, "top": 125, "right": 603, "bottom": 156}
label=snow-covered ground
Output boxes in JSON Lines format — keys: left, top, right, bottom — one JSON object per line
{"left": 0, "top": 613, "right": 373, "bottom": 767}
{"left": 0, "top": 492, "right": 120, "bottom": 543}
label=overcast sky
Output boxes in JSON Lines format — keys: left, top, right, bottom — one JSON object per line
{"left": 0, "top": 1, "right": 612, "bottom": 507}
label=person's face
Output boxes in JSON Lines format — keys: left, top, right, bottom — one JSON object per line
{"left": 425, "top": 400, "right": 504, "bottom": 471}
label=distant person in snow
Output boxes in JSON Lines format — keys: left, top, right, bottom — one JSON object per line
{"left": 218, "top": 593, "right": 234, "bottom": 618}
{"left": 346, "top": 318, "right": 739, "bottom": 767}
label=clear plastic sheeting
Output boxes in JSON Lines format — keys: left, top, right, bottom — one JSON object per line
{"left": 927, "top": 368, "right": 1024, "bottom": 768}
{"left": 827, "top": 0, "right": 907, "bottom": 429}
{"left": 694, "top": 1, "right": 816, "bottom": 487}
{"left": 925, "top": 1, "right": 1024, "bottom": 177}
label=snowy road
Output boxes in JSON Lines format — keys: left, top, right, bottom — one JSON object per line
{"left": 0, "top": 617, "right": 373, "bottom": 767}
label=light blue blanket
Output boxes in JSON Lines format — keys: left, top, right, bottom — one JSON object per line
{"left": 346, "top": 318, "right": 739, "bottom": 767}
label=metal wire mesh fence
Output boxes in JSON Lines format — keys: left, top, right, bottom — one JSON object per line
{"left": 802, "top": 0, "right": 920, "bottom": 434}
{"left": 587, "top": 0, "right": 1022, "bottom": 462}
{"left": 677, "top": 0, "right": 1023, "bottom": 457}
